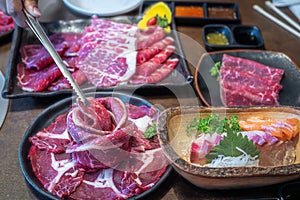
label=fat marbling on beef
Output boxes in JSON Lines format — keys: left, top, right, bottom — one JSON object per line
{"left": 28, "top": 97, "right": 168, "bottom": 199}
{"left": 17, "top": 62, "right": 62, "bottom": 92}
{"left": 17, "top": 32, "right": 87, "bottom": 92}
{"left": 219, "top": 54, "right": 284, "bottom": 107}
{"left": 17, "top": 17, "right": 178, "bottom": 92}
{"left": 75, "top": 16, "right": 176, "bottom": 87}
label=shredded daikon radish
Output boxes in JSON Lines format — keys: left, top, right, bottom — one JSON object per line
{"left": 205, "top": 147, "right": 259, "bottom": 167}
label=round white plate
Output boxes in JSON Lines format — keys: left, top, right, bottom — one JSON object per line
{"left": 63, "top": 0, "right": 142, "bottom": 16}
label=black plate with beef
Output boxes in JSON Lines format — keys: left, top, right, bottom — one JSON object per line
{"left": 3, "top": 16, "right": 192, "bottom": 99}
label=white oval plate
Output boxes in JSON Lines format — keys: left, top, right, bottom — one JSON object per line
{"left": 63, "top": 0, "right": 142, "bottom": 16}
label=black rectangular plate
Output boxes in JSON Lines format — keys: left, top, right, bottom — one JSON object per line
{"left": 2, "top": 16, "right": 193, "bottom": 99}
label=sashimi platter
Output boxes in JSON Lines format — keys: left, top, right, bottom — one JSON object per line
{"left": 157, "top": 106, "right": 300, "bottom": 189}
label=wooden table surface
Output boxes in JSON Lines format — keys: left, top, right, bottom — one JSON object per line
{"left": 0, "top": 0, "right": 300, "bottom": 199}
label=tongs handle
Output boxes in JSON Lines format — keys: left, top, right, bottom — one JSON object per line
{"left": 23, "top": 9, "right": 89, "bottom": 106}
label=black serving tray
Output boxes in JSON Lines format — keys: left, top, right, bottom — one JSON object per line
{"left": 202, "top": 24, "right": 265, "bottom": 51}
{"left": 139, "top": 1, "right": 241, "bottom": 26}
{"left": 2, "top": 16, "right": 193, "bottom": 99}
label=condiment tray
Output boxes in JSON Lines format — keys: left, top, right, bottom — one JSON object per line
{"left": 202, "top": 24, "right": 265, "bottom": 51}
{"left": 140, "top": 1, "right": 241, "bottom": 26}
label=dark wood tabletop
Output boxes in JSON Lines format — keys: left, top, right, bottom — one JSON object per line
{"left": 0, "top": 0, "right": 300, "bottom": 199}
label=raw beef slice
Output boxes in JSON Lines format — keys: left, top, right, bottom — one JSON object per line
{"left": 28, "top": 146, "right": 84, "bottom": 198}
{"left": 17, "top": 62, "right": 62, "bottom": 92}
{"left": 219, "top": 54, "right": 284, "bottom": 107}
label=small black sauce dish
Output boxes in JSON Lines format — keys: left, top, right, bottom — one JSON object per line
{"left": 202, "top": 24, "right": 264, "bottom": 51}
{"left": 202, "top": 24, "right": 232, "bottom": 51}
{"left": 232, "top": 25, "right": 264, "bottom": 46}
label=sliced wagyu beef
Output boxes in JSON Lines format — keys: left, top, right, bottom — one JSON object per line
{"left": 17, "top": 32, "right": 86, "bottom": 92}
{"left": 17, "top": 17, "right": 179, "bottom": 92}
{"left": 219, "top": 54, "right": 284, "bottom": 107}
{"left": 28, "top": 146, "right": 84, "bottom": 198}
{"left": 221, "top": 54, "right": 284, "bottom": 83}
{"left": 17, "top": 62, "right": 62, "bottom": 92}
{"left": 75, "top": 17, "right": 174, "bottom": 87}
{"left": 28, "top": 97, "right": 168, "bottom": 199}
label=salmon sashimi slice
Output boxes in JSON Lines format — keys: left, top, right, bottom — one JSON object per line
{"left": 238, "top": 117, "right": 299, "bottom": 141}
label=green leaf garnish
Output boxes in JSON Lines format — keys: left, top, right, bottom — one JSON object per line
{"left": 210, "top": 61, "right": 221, "bottom": 80}
{"left": 144, "top": 123, "right": 157, "bottom": 139}
{"left": 206, "top": 123, "right": 260, "bottom": 163}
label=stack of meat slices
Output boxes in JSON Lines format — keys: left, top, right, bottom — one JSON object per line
{"left": 17, "top": 33, "right": 87, "bottom": 92}
{"left": 219, "top": 54, "right": 284, "bottom": 107}
{"left": 75, "top": 16, "right": 178, "bottom": 87}
{"left": 16, "top": 16, "right": 179, "bottom": 92}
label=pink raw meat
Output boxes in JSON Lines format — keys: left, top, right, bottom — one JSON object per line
{"left": 135, "top": 45, "right": 175, "bottom": 76}
{"left": 137, "top": 36, "right": 174, "bottom": 64}
{"left": 74, "top": 17, "right": 140, "bottom": 87}
{"left": 136, "top": 26, "right": 166, "bottom": 50}
{"left": 28, "top": 146, "right": 84, "bottom": 198}
{"left": 19, "top": 42, "right": 69, "bottom": 70}
{"left": 76, "top": 16, "right": 172, "bottom": 87}
{"left": 222, "top": 54, "right": 284, "bottom": 83}
{"left": 219, "top": 54, "right": 284, "bottom": 107}
{"left": 49, "top": 32, "right": 83, "bottom": 57}
{"left": 129, "top": 58, "right": 179, "bottom": 84}
{"left": 220, "top": 66, "right": 282, "bottom": 106}
{"left": 48, "top": 69, "right": 86, "bottom": 91}
{"left": 17, "top": 62, "right": 62, "bottom": 92}
{"left": 29, "top": 113, "right": 71, "bottom": 153}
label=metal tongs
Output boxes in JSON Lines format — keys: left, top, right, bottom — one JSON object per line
{"left": 23, "top": 9, "right": 89, "bottom": 106}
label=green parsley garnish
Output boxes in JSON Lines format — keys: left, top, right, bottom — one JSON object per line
{"left": 156, "top": 14, "right": 169, "bottom": 28}
{"left": 210, "top": 61, "right": 221, "bottom": 80}
{"left": 144, "top": 123, "right": 157, "bottom": 139}
{"left": 186, "top": 114, "right": 242, "bottom": 135}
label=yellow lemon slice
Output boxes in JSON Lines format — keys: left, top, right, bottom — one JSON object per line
{"left": 144, "top": 2, "right": 172, "bottom": 24}
{"left": 138, "top": 1, "right": 172, "bottom": 32}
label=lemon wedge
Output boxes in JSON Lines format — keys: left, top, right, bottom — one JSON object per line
{"left": 138, "top": 1, "right": 172, "bottom": 32}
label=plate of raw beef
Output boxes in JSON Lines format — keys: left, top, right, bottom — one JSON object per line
{"left": 2, "top": 16, "right": 192, "bottom": 99}
{"left": 195, "top": 50, "right": 300, "bottom": 107}
{"left": 18, "top": 91, "right": 174, "bottom": 200}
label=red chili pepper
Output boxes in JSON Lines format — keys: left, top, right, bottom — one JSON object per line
{"left": 146, "top": 16, "right": 157, "bottom": 26}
